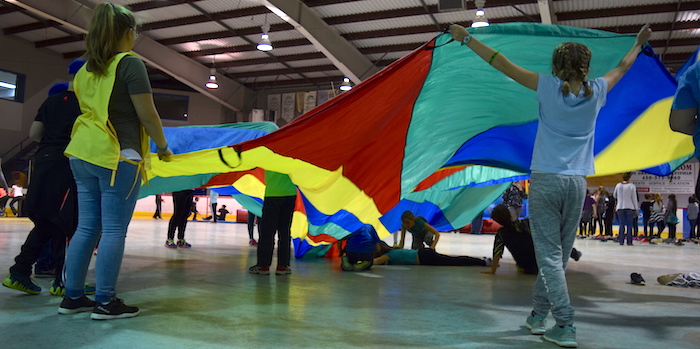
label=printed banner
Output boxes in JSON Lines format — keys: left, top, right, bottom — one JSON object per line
{"left": 632, "top": 163, "right": 696, "bottom": 194}
{"left": 281, "top": 93, "right": 295, "bottom": 122}
{"left": 303, "top": 91, "right": 317, "bottom": 114}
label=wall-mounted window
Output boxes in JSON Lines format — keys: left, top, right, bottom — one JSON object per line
{"left": 0, "top": 69, "right": 26, "bottom": 103}
{"left": 153, "top": 92, "right": 189, "bottom": 120}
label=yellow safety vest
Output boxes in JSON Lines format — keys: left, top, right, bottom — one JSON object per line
{"left": 65, "top": 52, "right": 151, "bottom": 189}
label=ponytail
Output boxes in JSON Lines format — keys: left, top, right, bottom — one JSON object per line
{"left": 85, "top": 3, "right": 135, "bottom": 76}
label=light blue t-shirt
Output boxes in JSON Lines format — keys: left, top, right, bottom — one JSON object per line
{"left": 386, "top": 249, "right": 418, "bottom": 265}
{"left": 531, "top": 75, "right": 607, "bottom": 175}
{"left": 671, "top": 61, "right": 700, "bottom": 158}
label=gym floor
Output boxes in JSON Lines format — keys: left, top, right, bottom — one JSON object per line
{"left": 1, "top": 217, "right": 699, "bottom": 349}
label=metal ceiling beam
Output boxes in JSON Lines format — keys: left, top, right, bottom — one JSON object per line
{"left": 212, "top": 52, "right": 327, "bottom": 68}
{"left": 6, "top": 0, "right": 253, "bottom": 113}
{"left": 3, "top": 19, "right": 61, "bottom": 34}
{"left": 557, "top": 1, "right": 700, "bottom": 21}
{"left": 232, "top": 64, "right": 338, "bottom": 78}
{"left": 594, "top": 21, "right": 699, "bottom": 34}
{"left": 182, "top": 38, "right": 312, "bottom": 58}
{"left": 537, "top": 0, "right": 557, "bottom": 24}
{"left": 0, "top": 4, "right": 18, "bottom": 15}
{"left": 258, "top": 0, "right": 379, "bottom": 83}
{"left": 129, "top": 0, "right": 204, "bottom": 12}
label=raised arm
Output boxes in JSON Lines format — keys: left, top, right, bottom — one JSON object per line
{"left": 449, "top": 24, "right": 538, "bottom": 91}
{"left": 602, "top": 24, "right": 651, "bottom": 92}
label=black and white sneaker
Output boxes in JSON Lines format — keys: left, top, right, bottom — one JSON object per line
{"left": 91, "top": 297, "right": 140, "bottom": 320}
{"left": 58, "top": 295, "right": 96, "bottom": 314}
{"left": 631, "top": 272, "right": 646, "bottom": 286}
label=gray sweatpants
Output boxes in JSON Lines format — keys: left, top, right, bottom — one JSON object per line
{"left": 529, "top": 172, "right": 586, "bottom": 327}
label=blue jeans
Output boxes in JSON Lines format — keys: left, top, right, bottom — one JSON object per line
{"left": 529, "top": 172, "right": 585, "bottom": 327}
{"left": 64, "top": 159, "right": 140, "bottom": 303}
{"left": 617, "top": 209, "right": 636, "bottom": 245}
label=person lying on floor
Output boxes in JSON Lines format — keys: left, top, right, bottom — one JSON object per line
{"left": 338, "top": 224, "right": 381, "bottom": 272}
{"left": 373, "top": 241, "right": 491, "bottom": 267}
{"left": 485, "top": 204, "right": 582, "bottom": 275}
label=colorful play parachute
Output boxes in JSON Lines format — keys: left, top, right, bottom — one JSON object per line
{"left": 144, "top": 23, "right": 693, "bottom": 258}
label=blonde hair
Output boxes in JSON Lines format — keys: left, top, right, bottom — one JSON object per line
{"left": 653, "top": 193, "right": 663, "bottom": 204}
{"left": 552, "top": 42, "right": 592, "bottom": 97}
{"left": 85, "top": 3, "right": 136, "bottom": 76}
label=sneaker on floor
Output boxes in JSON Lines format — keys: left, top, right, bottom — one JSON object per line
{"left": 249, "top": 239, "right": 258, "bottom": 246}
{"left": 483, "top": 257, "right": 493, "bottom": 267}
{"left": 2, "top": 273, "right": 41, "bottom": 295}
{"left": 249, "top": 265, "right": 270, "bottom": 275}
{"left": 525, "top": 313, "right": 547, "bottom": 335}
{"left": 631, "top": 272, "right": 646, "bottom": 285}
{"left": 91, "top": 297, "right": 140, "bottom": 320}
{"left": 543, "top": 325, "right": 577, "bottom": 348}
{"left": 340, "top": 256, "right": 353, "bottom": 271}
{"left": 58, "top": 295, "right": 96, "bottom": 315}
{"left": 34, "top": 269, "right": 55, "bottom": 278}
{"left": 354, "top": 260, "right": 372, "bottom": 271}
{"left": 570, "top": 248, "right": 582, "bottom": 262}
{"left": 50, "top": 280, "right": 64, "bottom": 296}
{"left": 164, "top": 239, "right": 177, "bottom": 248}
{"left": 275, "top": 266, "right": 292, "bottom": 275}
{"left": 177, "top": 239, "right": 192, "bottom": 248}
{"left": 657, "top": 273, "right": 683, "bottom": 285}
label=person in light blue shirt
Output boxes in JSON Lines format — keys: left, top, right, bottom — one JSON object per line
{"left": 670, "top": 60, "right": 700, "bottom": 198}
{"left": 450, "top": 23, "right": 651, "bottom": 348}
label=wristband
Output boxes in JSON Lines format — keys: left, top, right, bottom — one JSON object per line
{"left": 489, "top": 51, "right": 500, "bottom": 65}
{"left": 157, "top": 143, "right": 169, "bottom": 152}
{"left": 461, "top": 34, "right": 472, "bottom": 45}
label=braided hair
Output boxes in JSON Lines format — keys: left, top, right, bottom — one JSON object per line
{"left": 552, "top": 42, "right": 592, "bottom": 97}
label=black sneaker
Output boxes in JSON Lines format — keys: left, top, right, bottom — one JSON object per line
{"left": 91, "top": 298, "right": 140, "bottom": 320}
{"left": 58, "top": 295, "right": 96, "bottom": 314}
{"left": 631, "top": 272, "right": 646, "bottom": 285}
{"left": 570, "top": 248, "right": 582, "bottom": 262}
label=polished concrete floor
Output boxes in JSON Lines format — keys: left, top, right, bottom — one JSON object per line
{"left": 1, "top": 217, "right": 700, "bottom": 349}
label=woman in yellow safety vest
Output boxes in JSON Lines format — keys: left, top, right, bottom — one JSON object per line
{"left": 58, "top": 2, "right": 172, "bottom": 320}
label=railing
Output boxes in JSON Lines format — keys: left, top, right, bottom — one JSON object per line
{"left": 0, "top": 137, "right": 33, "bottom": 163}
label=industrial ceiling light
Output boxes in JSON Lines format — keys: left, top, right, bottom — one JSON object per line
{"left": 339, "top": 77, "right": 352, "bottom": 91}
{"left": 257, "top": 23, "right": 273, "bottom": 51}
{"left": 471, "top": 0, "right": 489, "bottom": 27}
{"left": 205, "top": 68, "right": 218, "bottom": 89}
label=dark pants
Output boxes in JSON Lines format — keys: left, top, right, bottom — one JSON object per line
{"left": 257, "top": 196, "right": 295, "bottom": 267}
{"left": 604, "top": 213, "right": 614, "bottom": 236}
{"left": 153, "top": 197, "right": 162, "bottom": 218}
{"left": 667, "top": 223, "right": 677, "bottom": 240}
{"left": 247, "top": 212, "right": 257, "bottom": 240}
{"left": 0, "top": 196, "right": 8, "bottom": 216}
{"left": 211, "top": 203, "right": 218, "bottom": 222}
{"left": 168, "top": 190, "right": 194, "bottom": 240}
{"left": 10, "top": 197, "right": 23, "bottom": 216}
{"left": 642, "top": 216, "right": 650, "bottom": 236}
{"left": 689, "top": 219, "right": 698, "bottom": 239}
{"left": 417, "top": 248, "right": 485, "bottom": 266}
{"left": 10, "top": 216, "right": 69, "bottom": 283}
{"left": 649, "top": 220, "right": 665, "bottom": 237}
